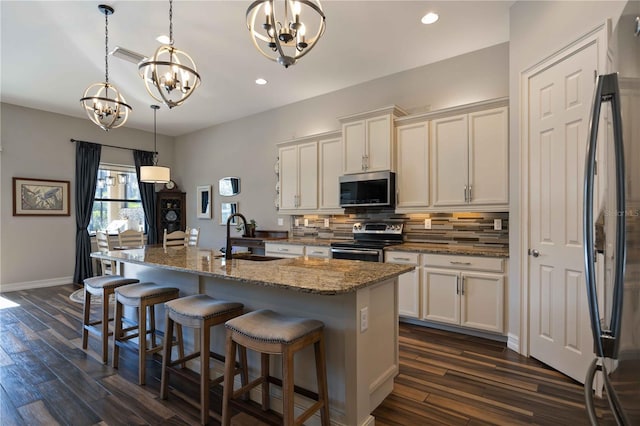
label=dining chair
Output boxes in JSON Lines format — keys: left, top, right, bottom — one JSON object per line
{"left": 96, "top": 231, "right": 116, "bottom": 275}
{"left": 186, "top": 227, "right": 200, "bottom": 247}
{"left": 163, "top": 229, "right": 187, "bottom": 248}
{"left": 117, "top": 229, "right": 144, "bottom": 248}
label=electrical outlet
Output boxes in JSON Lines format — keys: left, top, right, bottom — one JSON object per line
{"left": 424, "top": 218, "right": 432, "bottom": 230}
{"left": 324, "top": 218, "right": 330, "bottom": 228}
{"left": 304, "top": 218, "right": 309, "bottom": 227}
{"left": 294, "top": 218, "right": 300, "bottom": 227}
{"left": 494, "top": 219, "right": 502, "bottom": 230}
{"left": 360, "top": 307, "right": 369, "bottom": 333}
{"left": 277, "top": 218, "right": 284, "bottom": 226}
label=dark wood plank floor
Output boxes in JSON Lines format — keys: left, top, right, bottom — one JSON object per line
{"left": 0, "top": 284, "right": 613, "bottom": 425}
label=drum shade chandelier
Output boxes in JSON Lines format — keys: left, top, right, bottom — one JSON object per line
{"left": 140, "top": 105, "right": 171, "bottom": 183}
{"left": 246, "top": 0, "right": 326, "bottom": 68}
{"left": 138, "top": 0, "right": 200, "bottom": 109}
{"left": 80, "top": 4, "right": 131, "bottom": 131}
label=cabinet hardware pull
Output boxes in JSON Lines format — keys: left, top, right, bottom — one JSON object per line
{"left": 450, "top": 261, "right": 472, "bottom": 265}
{"left": 464, "top": 185, "right": 468, "bottom": 202}
{"left": 311, "top": 251, "right": 323, "bottom": 254}
{"left": 278, "top": 248, "right": 289, "bottom": 252}
{"left": 456, "top": 276, "right": 460, "bottom": 294}
{"left": 393, "top": 257, "right": 411, "bottom": 261}
{"left": 461, "top": 276, "right": 465, "bottom": 295}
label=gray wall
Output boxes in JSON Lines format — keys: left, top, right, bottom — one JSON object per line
{"left": 508, "top": 1, "right": 627, "bottom": 347}
{"left": 174, "top": 43, "right": 510, "bottom": 251}
{"left": 0, "top": 103, "right": 174, "bottom": 287}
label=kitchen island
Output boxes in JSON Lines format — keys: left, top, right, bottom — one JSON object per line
{"left": 91, "top": 245, "right": 413, "bottom": 426}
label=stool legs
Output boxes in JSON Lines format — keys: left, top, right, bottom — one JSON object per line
{"left": 138, "top": 301, "right": 148, "bottom": 385}
{"left": 160, "top": 311, "right": 174, "bottom": 400}
{"left": 315, "top": 337, "right": 330, "bottom": 425}
{"left": 200, "top": 320, "right": 211, "bottom": 424}
{"left": 282, "top": 346, "right": 295, "bottom": 425}
{"left": 261, "top": 353, "right": 269, "bottom": 410}
{"left": 112, "top": 297, "right": 123, "bottom": 370}
{"left": 221, "top": 331, "right": 236, "bottom": 426}
{"left": 81, "top": 287, "right": 91, "bottom": 351}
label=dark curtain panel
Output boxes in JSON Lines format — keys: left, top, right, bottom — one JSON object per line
{"left": 133, "top": 150, "right": 158, "bottom": 244}
{"left": 73, "top": 141, "right": 102, "bottom": 284}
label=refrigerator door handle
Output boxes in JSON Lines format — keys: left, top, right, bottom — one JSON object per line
{"left": 583, "top": 73, "right": 626, "bottom": 359}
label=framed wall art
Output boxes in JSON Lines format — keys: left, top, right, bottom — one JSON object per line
{"left": 196, "top": 185, "right": 212, "bottom": 219}
{"left": 13, "top": 177, "right": 70, "bottom": 216}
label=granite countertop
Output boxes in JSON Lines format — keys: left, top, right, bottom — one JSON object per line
{"left": 91, "top": 245, "right": 413, "bottom": 295}
{"left": 388, "top": 243, "right": 509, "bottom": 258}
{"left": 269, "top": 238, "right": 509, "bottom": 258}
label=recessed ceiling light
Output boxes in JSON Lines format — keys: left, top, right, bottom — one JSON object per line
{"left": 421, "top": 12, "right": 439, "bottom": 25}
{"left": 255, "top": 78, "right": 268, "bottom": 85}
{"left": 156, "top": 34, "right": 171, "bottom": 44}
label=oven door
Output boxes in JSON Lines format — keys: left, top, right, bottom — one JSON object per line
{"left": 330, "top": 247, "right": 382, "bottom": 262}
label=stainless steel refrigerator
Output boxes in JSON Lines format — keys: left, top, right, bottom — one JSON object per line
{"left": 583, "top": 2, "right": 640, "bottom": 424}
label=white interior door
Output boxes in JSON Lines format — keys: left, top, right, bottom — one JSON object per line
{"left": 528, "top": 41, "right": 598, "bottom": 383}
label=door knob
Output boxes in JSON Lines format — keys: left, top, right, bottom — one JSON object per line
{"left": 529, "top": 249, "right": 540, "bottom": 257}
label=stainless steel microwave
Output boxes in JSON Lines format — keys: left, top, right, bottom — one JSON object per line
{"left": 339, "top": 171, "right": 395, "bottom": 208}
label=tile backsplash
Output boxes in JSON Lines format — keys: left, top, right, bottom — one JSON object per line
{"left": 290, "top": 211, "right": 509, "bottom": 248}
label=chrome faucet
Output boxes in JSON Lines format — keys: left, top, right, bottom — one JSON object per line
{"left": 225, "top": 213, "right": 248, "bottom": 260}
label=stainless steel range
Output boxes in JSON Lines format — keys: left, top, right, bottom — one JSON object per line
{"left": 330, "top": 222, "right": 403, "bottom": 262}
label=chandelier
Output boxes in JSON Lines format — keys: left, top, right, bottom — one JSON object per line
{"left": 140, "top": 105, "right": 171, "bottom": 184}
{"left": 138, "top": 0, "right": 200, "bottom": 109}
{"left": 246, "top": 0, "right": 326, "bottom": 68}
{"left": 80, "top": 5, "right": 131, "bottom": 131}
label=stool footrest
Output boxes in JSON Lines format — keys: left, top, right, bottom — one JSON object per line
{"left": 266, "top": 375, "right": 320, "bottom": 402}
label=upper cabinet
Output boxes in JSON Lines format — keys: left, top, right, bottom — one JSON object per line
{"left": 277, "top": 130, "right": 343, "bottom": 214}
{"left": 396, "top": 121, "right": 430, "bottom": 209}
{"left": 340, "top": 106, "right": 407, "bottom": 174}
{"left": 431, "top": 104, "right": 509, "bottom": 210}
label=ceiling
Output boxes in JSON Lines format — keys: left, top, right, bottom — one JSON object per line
{"left": 1, "top": 1, "right": 511, "bottom": 137}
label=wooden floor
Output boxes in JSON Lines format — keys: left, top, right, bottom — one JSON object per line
{"left": 0, "top": 284, "right": 613, "bottom": 425}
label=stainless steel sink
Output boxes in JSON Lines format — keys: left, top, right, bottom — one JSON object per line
{"left": 231, "top": 253, "right": 282, "bottom": 261}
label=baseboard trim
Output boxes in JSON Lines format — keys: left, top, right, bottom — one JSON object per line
{"left": 400, "top": 318, "right": 507, "bottom": 343}
{"left": 0, "top": 276, "right": 74, "bottom": 293}
{"left": 507, "top": 333, "right": 520, "bottom": 353}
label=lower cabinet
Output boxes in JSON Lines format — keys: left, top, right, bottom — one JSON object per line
{"left": 422, "top": 254, "right": 505, "bottom": 334}
{"left": 305, "top": 245, "right": 331, "bottom": 258}
{"left": 385, "top": 251, "right": 420, "bottom": 318}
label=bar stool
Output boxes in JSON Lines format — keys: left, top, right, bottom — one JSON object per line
{"left": 221, "top": 309, "right": 330, "bottom": 426}
{"left": 160, "top": 294, "right": 247, "bottom": 425}
{"left": 112, "top": 282, "right": 180, "bottom": 385}
{"left": 82, "top": 275, "right": 140, "bottom": 364}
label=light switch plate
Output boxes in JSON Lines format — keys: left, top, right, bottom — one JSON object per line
{"left": 277, "top": 218, "right": 284, "bottom": 226}
{"left": 360, "top": 307, "right": 369, "bottom": 333}
{"left": 424, "top": 218, "right": 432, "bottom": 230}
{"left": 324, "top": 218, "right": 330, "bottom": 228}
{"left": 294, "top": 218, "right": 300, "bottom": 227}
{"left": 494, "top": 219, "right": 502, "bottom": 230}
{"left": 304, "top": 218, "right": 309, "bottom": 227}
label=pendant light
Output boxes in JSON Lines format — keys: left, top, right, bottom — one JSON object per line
{"left": 246, "top": 0, "right": 326, "bottom": 68}
{"left": 138, "top": 0, "right": 200, "bottom": 108}
{"left": 80, "top": 4, "right": 132, "bottom": 131}
{"left": 140, "top": 105, "right": 171, "bottom": 183}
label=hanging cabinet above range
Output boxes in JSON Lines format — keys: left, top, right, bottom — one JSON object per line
{"left": 339, "top": 105, "right": 407, "bottom": 174}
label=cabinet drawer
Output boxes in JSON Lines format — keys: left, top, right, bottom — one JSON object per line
{"left": 265, "top": 243, "right": 305, "bottom": 256}
{"left": 422, "top": 253, "right": 503, "bottom": 272}
{"left": 305, "top": 245, "right": 331, "bottom": 258}
{"left": 385, "top": 251, "right": 420, "bottom": 265}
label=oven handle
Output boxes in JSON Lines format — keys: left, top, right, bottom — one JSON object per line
{"left": 330, "top": 248, "right": 380, "bottom": 256}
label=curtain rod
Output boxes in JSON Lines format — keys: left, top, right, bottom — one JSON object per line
{"left": 69, "top": 138, "right": 155, "bottom": 154}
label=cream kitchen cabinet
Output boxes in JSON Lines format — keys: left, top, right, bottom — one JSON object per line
{"left": 340, "top": 105, "right": 407, "bottom": 174}
{"left": 265, "top": 242, "right": 305, "bottom": 258}
{"left": 318, "top": 133, "right": 344, "bottom": 212}
{"left": 395, "top": 121, "right": 430, "bottom": 209}
{"left": 305, "top": 245, "right": 331, "bottom": 258}
{"left": 385, "top": 251, "right": 420, "bottom": 318}
{"left": 278, "top": 141, "right": 318, "bottom": 212}
{"left": 422, "top": 253, "right": 505, "bottom": 334}
{"left": 431, "top": 106, "right": 509, "bottom": 209}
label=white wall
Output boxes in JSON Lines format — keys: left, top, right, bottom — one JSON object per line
{"left": 508, "top": 1, "right": 627, "bottom": 348}
{"left": 0, "top": 103, "right": 174, "bottom": 288}
{"left": 175, "top": 43, "right": 509, "bottom": 251}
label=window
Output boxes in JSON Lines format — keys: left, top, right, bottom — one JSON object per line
{"left": 88, "top": 164, "right": 145, "bottom": 234}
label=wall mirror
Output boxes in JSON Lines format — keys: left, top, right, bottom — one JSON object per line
{"left": 196, "top": 185, "right": 212, "bottom": 219}
{"left": 220, "top": 202, "right": 238, "bottom": 225}
{"left": 219, "top": 177, "right": 240, "bottom": 196}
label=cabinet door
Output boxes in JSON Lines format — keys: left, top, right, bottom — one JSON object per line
{"left": 319, "top": 137, "right": 343, "bottom": 210}
{"left": 422, "top": 268, "right": 459, "bottom": 325}
{"left": 279, "top": 145, "right": 299, "bottom": 210}
{"left": 396, "top": 122, "right": 429, "bottom": 208}
{"left": 366, "top": 115, "right": 392, "bottom": 172}
{"left": 343, "top": 120, "right": 366, "bottom": 174}
{"left": 460, "top": 272, "right": 504, "bottom": 333}
{"left": 468, "top": 107, "right": 509, "bottom": 205}
{"left": 305, "top": 245, "right": 331, "bottom": 258}
{"left": 265, "top": 243, "right": 304, "bottom": 258}
{"left": 297, "top": 141, "right": 318, "bottom": 210}
{"left": 431, "top": 114, "right": 468, "bottom": 206}
{"left": 386, "top": 252, "right": 420, "bottom": 318}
